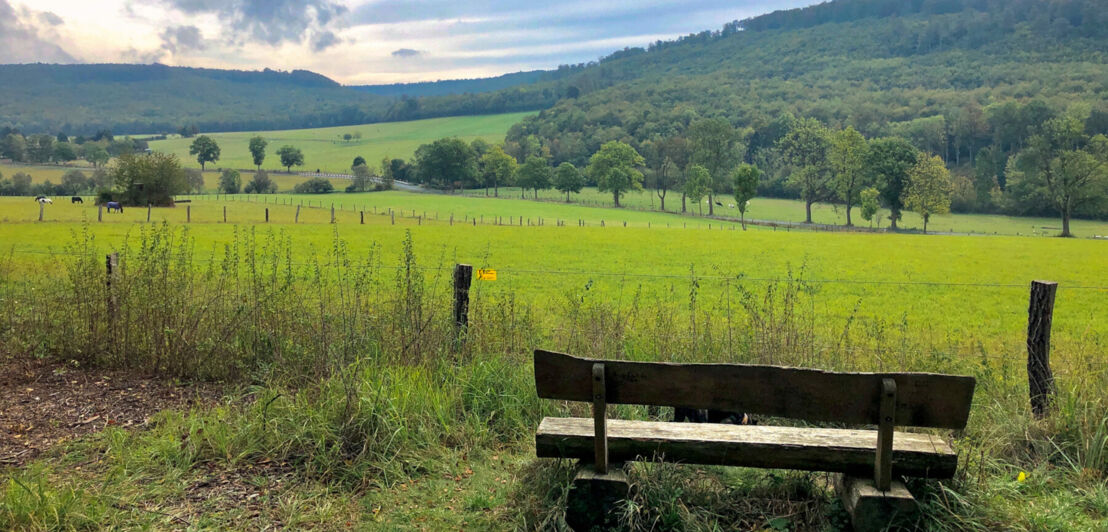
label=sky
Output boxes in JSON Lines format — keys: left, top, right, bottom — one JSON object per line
{"left": 1, "top": 0, "right": 816, "bottom": 85}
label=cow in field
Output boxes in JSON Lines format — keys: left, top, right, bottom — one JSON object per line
{"left": 72, "top": 196, "right": 83, "bottom": 204}
{"left": 106, "top": 201, "right": 123, "bottom": 213}
{"left": 34, "top": 195, "right": 46, "bottom": 201}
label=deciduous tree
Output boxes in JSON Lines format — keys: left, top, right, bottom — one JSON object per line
{"left": 517, "top": 156, "right": 553, "bottom": 199}
{"left": 904, "top": 154, "right": 954, "bottom": 233}
{"left": 189, "top": 135, "right": 220, "bottom": 170}
{"left": 219, "top": 169, "right": 241, "bottom": 194}
{"left": 277, "top": 145, "right": 304, "bottom": 172}
{"left": 866, "top": 137, "right": 918, "bottom": 229}
{"left": 554, "top": 162, "right": 585, "bottom": 202}
{"left": 478, "top": 145, "right": 517, "bottom": 197}
{"left": 732, "top": 163, "right": 761, "bottom": 230}
{"left": 829, "top": 126, "right": 869, "bottom": 226}
{"left": 684, "top": 164, "right": 712, "bottom": 215}
{"left": 588, "top": 141, "right": 644, "bottom": 207}
{"left": 248, "top": 136, "right": 267, "bottom": 169}
{"left": 688, "top": 118, "right": 737, "bottom": 215}
{"left": 778, "top": 118, "right": 832, "bottom": 224}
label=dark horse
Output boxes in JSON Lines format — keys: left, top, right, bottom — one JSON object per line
{"left": 71, "top": 196, "right": 83, "bottom": 204}
{"left": 106, "top": 201, "right": 123, "bottom": 213}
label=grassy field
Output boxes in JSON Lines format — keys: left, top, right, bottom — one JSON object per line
{"left": 2, "top": 192, "right": 1107, "bottom": 530}
{"left": 147, "top": 112, "right": 532, "bottom": 173}
{"left": 467, "top": 186, "right": 1108, "bottom": 237}
{"left": 4, "top": 193, "right": 1105, "bottom": 352}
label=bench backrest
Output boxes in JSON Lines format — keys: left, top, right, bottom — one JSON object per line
{"left": 534, "top": 350, "right": 975, "bottom": 430}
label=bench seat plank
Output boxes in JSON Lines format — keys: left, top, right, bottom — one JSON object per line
{"left": 536, "top": 417, "right": 958, "bottom": 479}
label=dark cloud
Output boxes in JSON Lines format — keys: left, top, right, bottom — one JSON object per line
{"left": 156, "top": 0, "right": 347, "bottom": 47}
{"left": 38, "top": 11, "right": 64, "bottom": 26}
{"left": 161, "top": 25, "right": 206, "bottom": 54}
{"left": 0, "top": 0, "right": 76, "bottom": 63}
{"left": 391, "top": 48, "right": 423, "bottom": 58}
{"left": 310, "top": 30, "right": 340, "bottom": 52}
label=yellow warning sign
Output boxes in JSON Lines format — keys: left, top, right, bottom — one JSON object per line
{"left": 477, "top": 268, "right": 497, "bottom": 281}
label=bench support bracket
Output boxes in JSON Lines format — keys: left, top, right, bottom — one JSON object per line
{"left": 875, "top": 378, "right": 896, "bottom": 491}
{"left": 592, "top": 363, "right": 608, "bottom": 474}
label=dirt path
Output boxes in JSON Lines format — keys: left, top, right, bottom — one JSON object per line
{"left": 0, "top": 359, "right": 224, "bottom": 468}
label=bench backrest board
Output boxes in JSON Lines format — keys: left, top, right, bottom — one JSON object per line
{"left": 534, "top": 350, "right": 975, "bottom": 430}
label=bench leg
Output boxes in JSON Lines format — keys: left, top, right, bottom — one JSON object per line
{"left": 834, "top": 474, "right": 919, "bottom": 532}
{"left": 565, "top": 462, "right": 629, "bottom": 531}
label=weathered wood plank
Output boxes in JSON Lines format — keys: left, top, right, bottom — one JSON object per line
{"left": 536, "top": 417, "right": 958, "bottom": 479}
{"left": 534, "top": 350, "right": 975, "bottom": 429}
{"left": 835, "top": 474, "right": 919, "bottom": 532}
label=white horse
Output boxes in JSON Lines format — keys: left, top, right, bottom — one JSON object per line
{"left": 37, "top": 197, "right": 53, "bottom": 204}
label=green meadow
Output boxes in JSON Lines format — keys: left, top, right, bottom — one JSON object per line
{"left": 2, "top": 192, "right": 1107, "bottom": 530}
{"left": 147, "top": 112, "right": 533, "bottom": 173}
{"left": 4, "top": 193, "right": 1104, "bottom": 355}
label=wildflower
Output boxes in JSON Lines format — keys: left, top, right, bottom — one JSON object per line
{"left": 1017, "top": 471, "right": 1027, "bottom": 483}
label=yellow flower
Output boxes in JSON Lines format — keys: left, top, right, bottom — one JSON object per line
{"left": 1017, "top": 471, "right": 1027, "bottom": 483}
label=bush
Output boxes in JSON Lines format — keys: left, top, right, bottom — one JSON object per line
{"left": 294, "top": 177, "right": 334, "bottom": 194}
{"left": 244, "top": 170, "right": 277, "bottom": 194}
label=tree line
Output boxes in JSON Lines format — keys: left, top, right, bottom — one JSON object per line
{"left": 408, "top": 109, "right": 1107, "bottom": 236}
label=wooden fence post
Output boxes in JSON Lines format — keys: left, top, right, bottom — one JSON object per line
{"left": 331, "top": 205, "right": 335, "bottom": 223}
{"left": 146, "top": 204, "right": 151, "bottom": 222}
{"left": 223, "top": 205, "right": 227, "bottom": 223}
{"left": 391, "top": 211, "right": 395, "bottom": 225}
{"left": 187, "top": 205, "right": 191, "bottom": 223}
{"left": 1027, "top": 280, "right": 1058, "bottom": 418}
{"left": 295, "top": 205, "right": 300, "bottom": 223}
{"left": 453, "top": 264, "right": 473, "bottom": 349}
{"left": 360, "top": 211, "right": 365, "bottom": 224}
{"left": 38, "top": 202, "right": 44, "bottom": 221}
{"left": 98, "top": 205, "right": 103, "bottom": 222}
{"left": 265, "top": 208, "right": 269, "bottom": 223}
{"left": 106, "top": 252, "right": 119, "bottom": 325}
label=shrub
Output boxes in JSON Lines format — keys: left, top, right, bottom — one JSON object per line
{"left": 294, "top": 177, "right": 334, "bottom": 194}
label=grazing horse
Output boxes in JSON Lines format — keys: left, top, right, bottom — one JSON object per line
{"left": 71, "top": 196, "right": 83, "bottom": 204}
{"left": 106, "top": 201, "right": 123, "bottom": 213}
{"left": 37, "top": 197, "right": 53, "bottom": 204}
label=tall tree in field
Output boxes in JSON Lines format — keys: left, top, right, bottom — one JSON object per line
{"left": 684, "top": 165, "right": 712, "bottom": 215}
{"left": 413, "top": 137, "right": 477, "bottom": 191}
{"left": 588, "top": 140, "right": 644, "bottom": 207}
{"left": 277, "top": 145, "right": 304, "bottom": 172}
{"left": 1010, "top": 116, "right": 1108, "bottom": 237}
{"left": 518, "top": 156, "right": 553, "bottom": 198}
{"left": 83, "top": 144, "right": 110, "bottom": 168}
{"left": 866, "top": 137, "right": 919, "bottom": 229}
{"left": 248, "top": 136, "right": 267, "bottom": 169}
{"left": 778, "top": 118, "right": 832, "bottom": 224}
{"left": 110, "top": 152, "right": 188, "bottom": 206}
{"left": 904, "top": 154, "right": 954, "bottom": 233}
{"left": 478, "top": 145, "right": 517, "bottom": 197}
{"left": 189, "top": 135, "right": 220, "bottom": 170}
{"left": 554, "top": 162, "right": 585, "bottom": 202}
{"left": 658, "top": 136, "right": 691, "bottom": 212}
{"left": 859, "top": 187, "right": 880, "bottom": 227}
{"left": 829, "top": 126, "right": 869, "bottom": 226}
{"left": 219, "top": 169, "right": 241, "bottom": 194}
{"left": 732, "top": 163, "right": 761, "bottom": 230}
{"left": 351, "top": 163, "right": 373, "bottom": 192}
{"left": 688, "top": 118, "right": 736, "bottom": 215}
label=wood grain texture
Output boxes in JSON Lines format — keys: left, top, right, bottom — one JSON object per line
{"left": 835, "top": 474, "right": 919, "bottom": 532}
{"left": 534, "top": 350, "right": 975, "bottom": 429}
{"left": 536, "top": 417, "right": 958, "bottom": 479}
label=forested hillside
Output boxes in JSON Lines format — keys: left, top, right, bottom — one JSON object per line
{"left": 501, "top": 0, "right": 1108, "bottom": 218}
{"left": 0, "top": 64, "right": 565, "bottom": 136}
{"left": 352, "top": 70, "right": 563, "bottom": 98}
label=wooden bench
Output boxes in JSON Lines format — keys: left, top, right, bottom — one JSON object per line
{"left": 533, "top": 349, "right": 976, "bottom": 531}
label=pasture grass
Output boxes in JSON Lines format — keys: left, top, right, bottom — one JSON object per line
{"left": 147, "top": 112, "right": 533, "bottom": 173}
{"left": 464, "top": 186, "right": 1108, "bottom": 237}
{"left": 1, "top": 192, "right": 1106, "bottom": 530}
